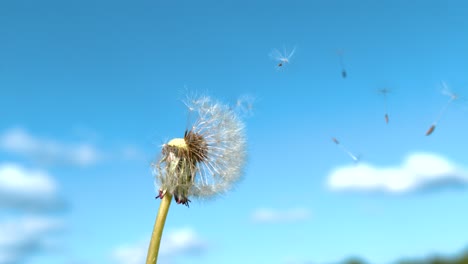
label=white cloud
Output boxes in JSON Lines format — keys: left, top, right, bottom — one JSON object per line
{"left": 0, "top": 128, "right": 101, "bottom": 167}
{"left": 251, "top": 208, "right": 311, "bottom": 223}
{"left": 112, "top": 244, "right": 146, "bottom": 264}
{"left": 327, "top": 152, "right": 468, "bottom": 193}
{"left": 0, "top": 217, "right": 64, "bottom": 264}
{"left": 159, "top": 228, "right": 207, "bottom": 256}
{"left": 111, "top": 228, "right": 207, "bottom": 264}
{"left": 0, "top": 163, "right": 65, "bottom": 212}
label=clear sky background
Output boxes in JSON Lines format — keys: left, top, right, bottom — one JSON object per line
{"left": 1, "top": 1, "right": 468, "bottom": 264}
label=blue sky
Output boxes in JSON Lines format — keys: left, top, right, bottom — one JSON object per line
{"left": 1, "top": 0, "right": 468, "bottom": 264}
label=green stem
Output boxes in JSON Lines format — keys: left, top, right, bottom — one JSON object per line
{"left": 146, "top": 193, "right": 172, "bottom": 264}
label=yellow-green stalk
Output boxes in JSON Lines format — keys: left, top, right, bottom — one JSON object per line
{"left": 145, "top": 193, "right": 172, "bottom": 264}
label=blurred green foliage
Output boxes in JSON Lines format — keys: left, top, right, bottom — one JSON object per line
{"left": 340, "top": 250, "right": 468, "bottom": 264}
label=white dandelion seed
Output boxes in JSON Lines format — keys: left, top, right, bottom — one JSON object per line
{"left": 426, "top": 81, "right": 465, "bottom": 136}
{"left": 270, "top": 46, "right": 296, "bottom": 69}
{"left": 153, "top": 95, "right": 247, "bottom": 206}
{"left": 377, "top": 87, "right": 392, "bottom": 124}
{"left": 331, "top": 137, "right": 360, "bottom": 163}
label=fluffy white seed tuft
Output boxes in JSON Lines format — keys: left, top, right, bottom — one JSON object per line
{"left": 154, "top": 96, "right": 247, "bottom": 204}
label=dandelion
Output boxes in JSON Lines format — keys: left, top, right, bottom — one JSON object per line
{"left": 270, "top": 46, "right": 296, "bottom": 69}
{"left": 146, "top": 95, "right": 247, "bottom": 264}
{"left": 425, "top": 82, "right": 462, "bottom": 136}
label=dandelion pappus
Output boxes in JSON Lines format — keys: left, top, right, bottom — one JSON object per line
{"left": 425, "top": 82, "right": 466, "bottom": 136}
{"left": 377, "top": 88, "right": 392, "bottom": 124}
{"left": 270, "top": 46, "right": 296, "bottom": 69}
{"left": 331, "top": 136, "right": 360, "bottom": 163}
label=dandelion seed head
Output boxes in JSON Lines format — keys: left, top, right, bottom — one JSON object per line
{"left": 154, "top": 95, "right": 247, "bottom": 206}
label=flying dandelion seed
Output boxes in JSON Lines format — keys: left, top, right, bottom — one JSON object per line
{"left": 332, "top": 137, "right": 339, "bottom": 145}
{"left": 153, "top": 95, "right": 247, "bottom": 206}
{"left": 270, "top": 46, "right": 296, "bottom": 69}
{"left": 378, "top": 88, "right": 391, "bottom": 124}
{"left": 425, "top": 82, "right": 461, "bottom": 136}
{"left": 337, "top": 49, "right": 347, "bottom": 78}
{"left": 331, "top": 137, "right": 359, "bottom": 163}
{"left": 425, "top": 124, "right": 436, "bottom": 136}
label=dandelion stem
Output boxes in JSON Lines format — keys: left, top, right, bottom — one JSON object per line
{"left": 146, "top": 193, "right": 172, "bottom": 264}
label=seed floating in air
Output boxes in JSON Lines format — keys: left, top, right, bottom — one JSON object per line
{"left": 331, "top": 137, "right": 359, "bottom": 163}
{"left": 425, "top": 82, "right": 461, "bottom": 136}
{"left": 270, "top": 46, "right": 296, "bottom": 69}
{"left": 337, "top": 49, "right": 347, "bottom": 79}
{"left": 378, "top": 88, "right": 391, "bottom": 124}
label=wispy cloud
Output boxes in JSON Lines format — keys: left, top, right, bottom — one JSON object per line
{"left": 0, "top": 163, "right": 66, "bottom": 212}
{"left": 0, "top": 128, "right": 102, "bottom": 167}
{"left": 251, "top": 208, "right": 311, "bottom": 223}
{"left": 327, "top": 152, "right": 468, "bottom": 193}
{"left": 0, "top": 217, "right": 65, "bottom": 264}
{"left": 111, "top": 228, "right": 207, "bottom": 264}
